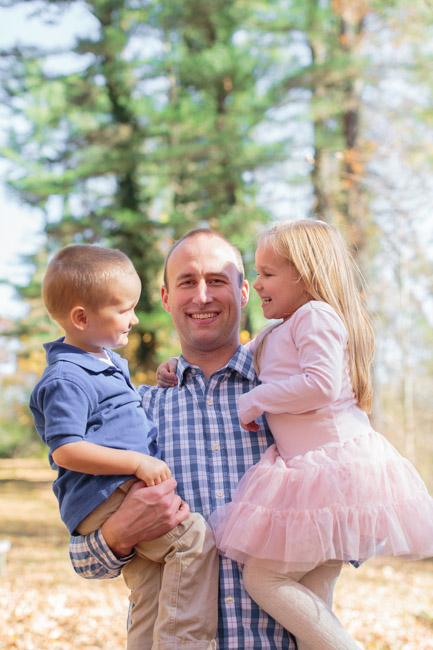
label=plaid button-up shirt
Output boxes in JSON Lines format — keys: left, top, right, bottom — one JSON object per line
{"left": 69, "top": 345, "right": 295, "bottom": 649}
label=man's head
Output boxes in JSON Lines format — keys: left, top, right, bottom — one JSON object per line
{"left": 42, "top": 244, "right": 141, "bottom": 352}
{"left": 161, "top": 230, "right": 249, "bottom": 366}
{"left": 163, "top": 229, "right": 245, "bottom": 290}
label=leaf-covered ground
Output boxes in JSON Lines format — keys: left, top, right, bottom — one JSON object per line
{"left": 1, "top": 459, "right": 432, "bottom": 649}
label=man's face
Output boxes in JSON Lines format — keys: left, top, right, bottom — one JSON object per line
{"left": 161, "top": 234, "right": 249, "bottom": 358}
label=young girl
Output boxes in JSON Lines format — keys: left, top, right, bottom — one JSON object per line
{"left": 158, "top": 219, "right": 433, "bottom": 650}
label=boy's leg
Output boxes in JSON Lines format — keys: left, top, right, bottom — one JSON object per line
{"left": 76, "top": 480, "right": 159, "bottom": 650}
{"left": 76, "top": 479, "right": 137, "bottom": 534}
{"left": 134, "top": 512, "right": 218, "bottom": 650}
{"left": 121, "top": 555, "right": 161, "bottom": 650}
{"left": 77, "top": 487, "right": 218, "bottom": 649}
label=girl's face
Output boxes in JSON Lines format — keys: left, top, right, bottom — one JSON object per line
{"left": 253, "top": 241, "right": 310, "bottom": 321}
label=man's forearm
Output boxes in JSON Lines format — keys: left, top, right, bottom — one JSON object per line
{"left": 70, "top": 479, "right": 191, "bottom": 577}
{"left": 69, "top": 529, "right": 134, "bottom": 579}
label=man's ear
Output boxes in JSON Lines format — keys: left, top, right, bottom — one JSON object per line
{"left": 161, "top": 286, "right": 170, "bottom": 313}
{"left": 69, "top": 306, "right": 88, "bottom": 330}
{"left": 240, "top": 280, "right": 249, "bottom": 308}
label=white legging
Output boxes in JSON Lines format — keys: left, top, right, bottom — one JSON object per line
{"left": 243, "top": 558, "right": 360, "bottom": 650}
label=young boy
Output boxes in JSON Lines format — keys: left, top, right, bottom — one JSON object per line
{"left": 29, "top": 244, "right": 218, "bottom": 650}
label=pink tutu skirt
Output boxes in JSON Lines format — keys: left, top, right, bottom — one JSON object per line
{"left": 210, "top": 431, "right": 433, "bottom": 571}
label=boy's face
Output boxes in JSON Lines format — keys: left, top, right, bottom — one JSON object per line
{"left": 83, "top": 271, "right": 142, "bottom": 351}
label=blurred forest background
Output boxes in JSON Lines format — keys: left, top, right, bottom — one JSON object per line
{"left": 0, "top": 0, "right": 433, "bottom": 495}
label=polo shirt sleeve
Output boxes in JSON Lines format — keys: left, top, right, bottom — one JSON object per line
{"left": 35, "top": 378, "right": 91, "bottom": 452}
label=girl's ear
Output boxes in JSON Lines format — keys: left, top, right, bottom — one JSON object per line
{"left": 69, "top": 306, "right": 88, "bottom": 331}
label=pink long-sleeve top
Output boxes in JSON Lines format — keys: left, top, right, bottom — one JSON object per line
{"left": 240, "top": 301, "right": 371, "bottom": 459}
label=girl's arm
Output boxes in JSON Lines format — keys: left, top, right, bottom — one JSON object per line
{"left": 52, "top": 441, "right": 171, "bottom": 486}
{"left": 239, "top": 307, "right": 347, "bottom": 424}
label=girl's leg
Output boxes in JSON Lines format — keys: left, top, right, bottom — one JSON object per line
{"left": 243, "top": 558, "right": 359, "bottom": 650}
{"left": 299, "top": 560, "right": 342, "bottom": 609}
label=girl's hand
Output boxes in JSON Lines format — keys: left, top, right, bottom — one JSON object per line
{"left": 241, "top": 419, "right": 260, "bottom": 432}
{"left": 156, "top": 357, "right": 179, "bottom": 388}
{"left": 134, "top": 454, "right": 172, "bottom": 486}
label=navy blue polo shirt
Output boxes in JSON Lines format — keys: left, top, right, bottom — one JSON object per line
{"left": 29, "top": 338, "right": 158, "bottom": 533}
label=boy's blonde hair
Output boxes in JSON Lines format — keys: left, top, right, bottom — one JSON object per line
{"left": 42, "top": 244, "right": 137, "bottom": 320}
{"left": 256, "top": 219, "right": 375, "bottom": 413}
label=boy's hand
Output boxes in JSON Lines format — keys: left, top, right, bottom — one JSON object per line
{"left": 134, "top": 454, "right": 172, "bottom": 486}
{"left": 240, "top": 419, "right": 259, "bottom": 432}
{"left": 156, "top": 357, "right": 179, "bottom": 388}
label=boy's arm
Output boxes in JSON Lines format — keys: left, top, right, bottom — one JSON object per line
{"left": 53, "top": 441, "right": 171, "bottom": 486}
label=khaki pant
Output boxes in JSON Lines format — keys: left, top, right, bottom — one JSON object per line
{"left": 77, "top": 480, "right": 218, "bottom": 650}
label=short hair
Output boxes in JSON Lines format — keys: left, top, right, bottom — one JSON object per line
{"left": 163, "top": 229, "right": 245, "bottom": 289}
{"left": 42, "top": 244, "right": 137, "bottom": 320}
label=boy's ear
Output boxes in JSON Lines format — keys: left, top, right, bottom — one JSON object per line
{"left": 69, "top": 306, "right": 88, "bottom": 330}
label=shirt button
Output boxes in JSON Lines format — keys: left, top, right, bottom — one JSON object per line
{"left": 191, "top": 368, "right": 196, "bottom": 375}
{"left": 206, "top": 398, "right": 213, "bottom": 406}
{"left": 216, "top": 490, "right": 224, "bottom": 498}
{"left": 212, "top": 443, "right": 220, "bottom": 451}
{"left": 226, "top": 597, "right": 234, "bottom": 604}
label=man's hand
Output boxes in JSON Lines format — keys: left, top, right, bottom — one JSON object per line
{"left": 101, "top": 478, "right": 190, "bottom": 557}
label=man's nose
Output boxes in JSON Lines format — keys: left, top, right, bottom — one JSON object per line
{"left": 193, "top": 279, "right": 211, "bottom": 304}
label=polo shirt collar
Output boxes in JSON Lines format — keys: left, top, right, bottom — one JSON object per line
{"left": 176, "top": 344, "right": 256, "bottom": 386}
{"left": 43, "top": 337, "right": 123, "bottom": 374}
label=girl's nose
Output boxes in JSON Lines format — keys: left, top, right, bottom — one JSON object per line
{"left": 131, "top": 311, "right": 139, "bottom": 326}
{"left": 253, "top": 277, "right": 261, "bottom": 291}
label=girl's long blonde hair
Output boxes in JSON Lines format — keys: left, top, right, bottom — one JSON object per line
{"left": 255, "top": 219, "right": 375, "bottom": 413}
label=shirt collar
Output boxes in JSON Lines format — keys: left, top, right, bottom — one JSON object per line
{"left": 176, "top": 344, "right": 256, "bottom": 386}
{"left": 43, "top": 337, "right": 125, "bottom": 374}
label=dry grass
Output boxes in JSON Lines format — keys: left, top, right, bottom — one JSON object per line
{"left": 1, "top": 458, "right": 432, "bottom": 649}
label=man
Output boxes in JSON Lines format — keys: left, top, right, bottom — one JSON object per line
{"left": 70, "top": 229, "right": 296, "bottom": 649}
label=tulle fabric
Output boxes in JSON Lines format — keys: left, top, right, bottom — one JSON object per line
{"left": 210, "top": 431, "right": 433, "bottom": 571}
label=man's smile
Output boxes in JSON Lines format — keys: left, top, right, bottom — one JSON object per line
{"left": 189, "top": 312, "right": 219, "bottom": 320}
